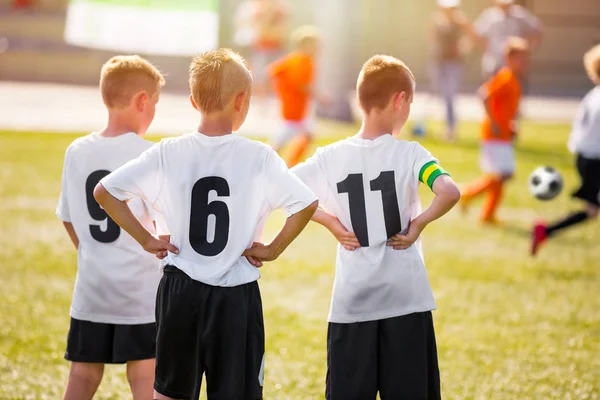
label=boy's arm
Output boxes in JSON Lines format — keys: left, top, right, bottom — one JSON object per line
{"left": 387, "top": 175, "right": 460, "bottom": 250}
{"left": 94, "top": 184, "right": 178, "bottom": 256}
{"left": 62, "top": 222, "right": 79, "bottom": 250}
{"left": 244, "top": 200, "right": 318, "bottom": 261}
{"left": 312, "top": 208, "right": 360, "bottom": 251}
{"left": 479, "top": 84, "right": 503, "bottom": 136}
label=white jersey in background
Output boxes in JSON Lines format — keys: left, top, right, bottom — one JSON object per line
{"left": 293, "top": 134, "right": 448, "bottom": 323}
{"left": 569, "top": 86, "right": 600, "bottom": 159}
{"left": 56, "top": 132, "right": 161, "bottom": 325}
{"left": 101, "top": 132, "right": 316, "bottom": 287}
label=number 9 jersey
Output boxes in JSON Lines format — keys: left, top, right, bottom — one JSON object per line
{"left": 56, "top": 132, "right": 161, "bottom": 325}
{"left": 292, "top": 134, "right": 448, "bottom": 323}
{"left": 100, "top": 132, "right": 317, "bottom": 287}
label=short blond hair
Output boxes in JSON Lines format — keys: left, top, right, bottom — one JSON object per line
{"left": 357, "top": 55, "right": 415, "bottom": 113}
{"left": 584, "top": 44, "right": 600, "bottom": 85}
{"left": 189, "top": 48, "right": 252, "bottom": 114}
{"left": 100, "top": 55, "right": 164, "bottom": 109}
{"left": 291, "top": 25, "right": 320, "bottom": 49}
{"left": 504, "top": 36, "right": 530, "bottom": 57}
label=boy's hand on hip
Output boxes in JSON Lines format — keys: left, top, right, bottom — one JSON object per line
{"left": 387, "top": 220, "right": 425, "bottom": 250}
{"left": 243, "top": 242, "right": 279, "bottom": 265}
{"left": 330, "top": 218, "right": 360, "bottom": 251}
{"left": 155, "top": 235, "right": 171, "bottom": 260}
{"left": 143, "top": 235, "right": 179, "bottom": 257}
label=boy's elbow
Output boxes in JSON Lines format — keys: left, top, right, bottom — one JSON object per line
{"left": 307, "top": 199, "right": 319, "bottom": 214}
{"left": 93, "top": 183, "right": 109, "bottom": 205}
{"left": 448, "top": 185, "right": 461, "bottom": 205}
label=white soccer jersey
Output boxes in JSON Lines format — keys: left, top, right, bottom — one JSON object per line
{"left": 569, "top": 86, "right": 600, "bottom": 159}
{"left": 100, "top": 132, "right": 317, "bottom": 287}
{"left": 56, "top": 132, "right": 161, "bottom": 324}
{"left": 293, "top": 134, "right": 448, "bottom": 323}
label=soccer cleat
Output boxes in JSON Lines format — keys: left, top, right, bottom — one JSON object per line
{"left": 530, "top": 222, "right": 548, "bottom": 256}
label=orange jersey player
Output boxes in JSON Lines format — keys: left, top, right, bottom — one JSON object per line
{"left": 461, "top": 37, "right": 530, "bottom": 223}
{"left": 269, "top": 25, "right": 322, "bottom": 167}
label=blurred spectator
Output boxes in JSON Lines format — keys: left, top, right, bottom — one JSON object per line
{"left": 252, "top": 0, "right": 289, "bottom": 104}
{"left": 474, "top": 0, "right": 543, "bottom": 79}
{"left": 429, "top": 0, "right": 478, "bottom": 141}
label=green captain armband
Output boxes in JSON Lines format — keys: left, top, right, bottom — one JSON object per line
{"left": 418, "top": 161, "right": 449, "bottom": 190}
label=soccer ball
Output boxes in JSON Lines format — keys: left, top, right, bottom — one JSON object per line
{"left": 529, "top": 166, "right": 563, "bottom": 201}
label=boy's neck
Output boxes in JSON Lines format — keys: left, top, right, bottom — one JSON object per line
{"left": 358, "top": 117, "right": 392, "bottom": 140}
{"left": 198, "top": 114, "right": 235, "bottom": 137}
{"left": 100, "top": 112, "right": 141, "bottom": 137}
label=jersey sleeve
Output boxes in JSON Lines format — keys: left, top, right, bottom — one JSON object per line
{"left": 481, "top": 72, "right": 510, "bottom": 100}
{"left": 264, "top": 148, "right": 317, "bottom": 216}
{"left": 291, "top": 149, "right": 330, "bottom": 202}
{"left": 56, "top": 147, "right": 72, "bottom": 222}
{"left": 413, "top": 143, "right": 449, "bottom": 191}
{"left": 100, "top": 142, "right": 164, "bottom": 206}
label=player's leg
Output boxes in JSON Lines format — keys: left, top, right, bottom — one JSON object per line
{"left": 126, "top": 359, "right": 155, "bottom": 400}
{"left": 154, "top": 265, "right": 204, "bottom": 400}
{"left": 286, "top": 131, "right": 313, "bottom": 167}
{"left": 440, "top": 61, "right": 461, "bottom": 141}
{"left": 63, "top": 318, "right": 114, "bottom": 400}
{"left": 326, "top": 321, "right": 378, "bottom": 400}
{"left": 112, "top": 322, "right": 157, "bottom": 400}
{"left": 203, "top": 281, "right": 265, "bottom": 399}
{"left": 378, "top": 312, "right": 441, "bottom": 400}
{"left": 270, "top": 120, "right": 298, "bottom": 153}
{"left": 63, "top": 362, "right": 104, "bottom": 400}
{"left": 531, "top": 156, "right": 600, "bottom": 255}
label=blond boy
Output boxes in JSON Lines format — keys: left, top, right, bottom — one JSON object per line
{"left": 532, "top": 44, "right": 600, "bottom": 255}
{"left": 56, "top": 55, "right": 166, "bottom": 400}
{"left": 94, "top": 49, "right": 317, "bottom": 400}
{"left": 293, "top": 56, "right": 460, "bottom": 399}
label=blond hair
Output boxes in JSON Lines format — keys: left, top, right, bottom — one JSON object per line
{"left": 357, "top": 55, "right": 415, "bottom": 113}
{"left": 100, "top": 55, "right": 164, "bottom": 109}
{"left": 189, "top": 48, "right": 252, "bottom": 114}
{"left": 504, "top": 36, "right": 530, "bottom": 57}
{"left": 291, "top": 25, "right": 320, "bottom": 49}
{"left": 584, "top": 44, "right": 600, "bottom": 85}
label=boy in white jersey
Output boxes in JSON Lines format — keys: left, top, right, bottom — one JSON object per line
{"left": 531, "top": 44, "right": 600, "bottom": 255}
{"left": 56, "top": 55, "right": 168, "bottom": 400}
{"left": 94, "top": 48, "right": 318, "bottom": 400}
{"left": 293, "top": 55, "right": 461, "bottom": 399}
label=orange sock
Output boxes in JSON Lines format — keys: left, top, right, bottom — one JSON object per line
{"left": 462, "top": 175, "right": 497, "bottom": 200}
{"left": 481, "top": 179, "right": 503, "bottom": 222}
{"left": 285, "top": 134, "right": 311, "bottom": 167}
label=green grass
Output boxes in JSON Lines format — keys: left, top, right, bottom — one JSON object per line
{"left": 1, "top": 121, "right": 599, "bottom": 399}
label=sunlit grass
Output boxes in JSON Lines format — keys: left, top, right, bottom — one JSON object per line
{"left": 0, "top": 122, "right": 598, "bottom": 399}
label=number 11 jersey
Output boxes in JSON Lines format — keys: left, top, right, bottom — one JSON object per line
{"left": 56, "top": 132, "right": 161, "bottom": 324}
{"left": 293, "top": 134, "right": 448, "bottom": 323}
{"left": 100, "top": 132, "right": 317, "bottom": 287}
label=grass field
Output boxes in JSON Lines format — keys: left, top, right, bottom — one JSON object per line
{"left": 1, "top": 121, "right": 599, "bottom": 399}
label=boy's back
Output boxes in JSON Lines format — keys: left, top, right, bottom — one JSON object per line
{"left": 101, "top": 132, "right": 313, "bottom": 286}
{"left": 293, "top": 135, "right": 441, "bottom": 322}
{"left": 57, "top": 132, "right": 160, "bottom": 323}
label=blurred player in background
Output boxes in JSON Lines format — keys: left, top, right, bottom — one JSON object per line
{"left": 270, "top": 25, "right": 327, "bottom": 167}
{"left": 474, "top": 0, "right": 542, "bottom": 80}
{"left": 531, "top": 45, "right": 600, "bottom": 255}
{"left": 461, "top": 38, "right": 530, "bottom": 224}
{"left": 56, "top": 55, "right": 165, "bottom": 400}
{"left": 294, "top": 55, "right": 460, "bottom": 399}
{"left": 427, "top": 0, "right": 479, "bottom": 141}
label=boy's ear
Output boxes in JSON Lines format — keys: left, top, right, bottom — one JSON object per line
{"left": 234, "top": 91, "right": 248, "bottom": 112}
{"left": 135, "top": 91, "right": 149, "bottom": 112}
{"left": 189, "top": 95, "right": 200, "bottom": 111}
{"left": 393, "top": 92, "right": 406, "bottom": 110}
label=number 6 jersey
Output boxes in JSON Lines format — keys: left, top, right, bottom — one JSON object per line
{"left": 56, "top": 132, "right": 161, "bottom": 324}
{"left": 292, "top": 134, "right": 448, "bottom": 323}
{"left": 100, "top": 132, "right": 317, "bottom": 287}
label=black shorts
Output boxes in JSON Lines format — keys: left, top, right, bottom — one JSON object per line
{"left": 65, "top": 318, "right": 156, "bottom": 364}
{"left": 573, "top": 155, "right": 600, "bottom": 206}
{"left": 326, "top": 312, "right": 440, "bottom": 400}
{"left": 154, "top": 265, "right": 265, "bottom": 400}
